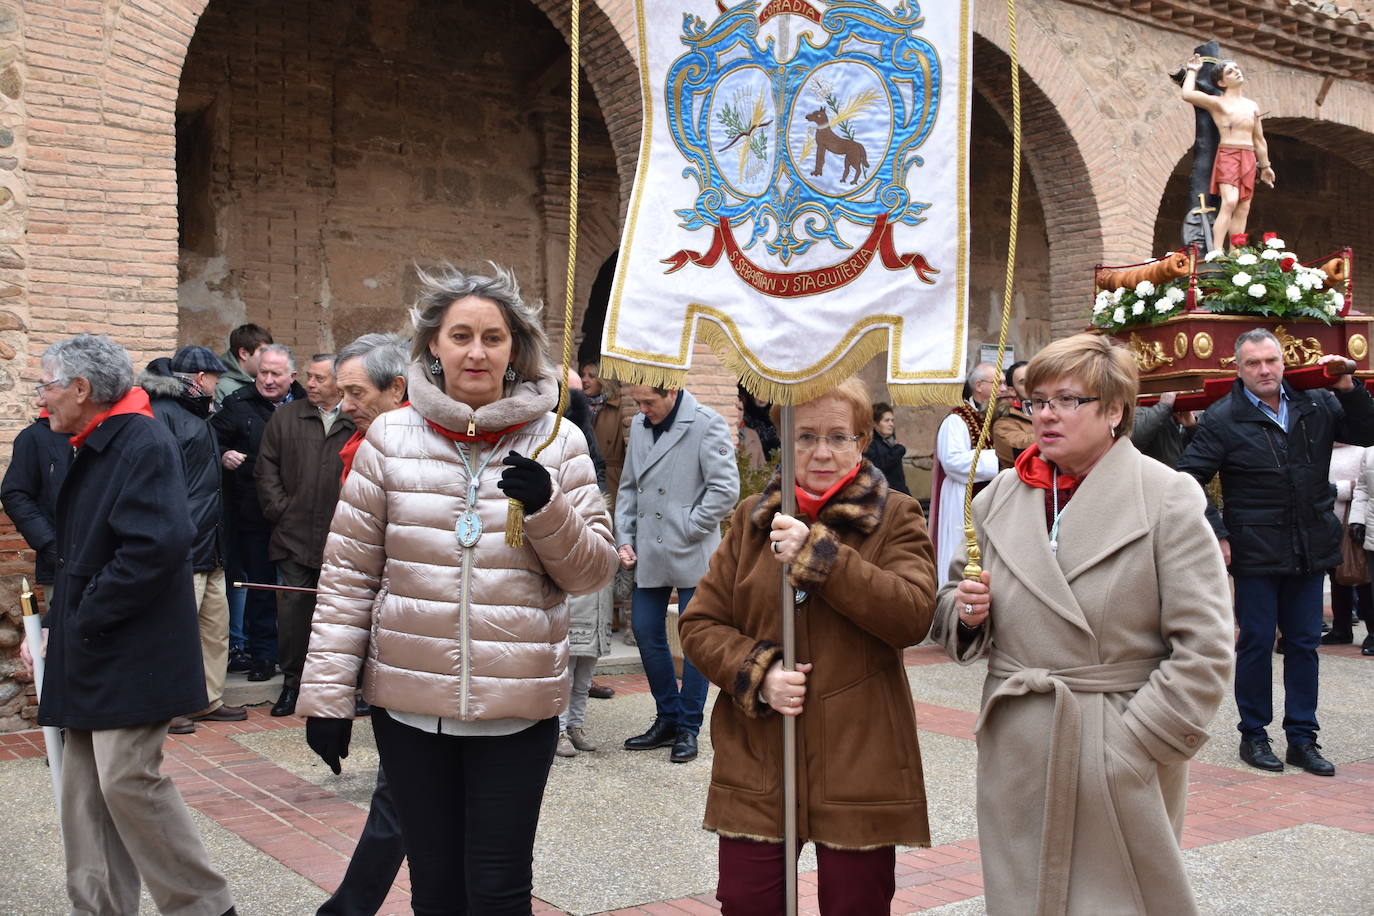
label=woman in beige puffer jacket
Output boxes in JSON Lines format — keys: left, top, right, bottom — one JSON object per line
{"left": 297, "top": 263, "right": 618, "bottom": 915}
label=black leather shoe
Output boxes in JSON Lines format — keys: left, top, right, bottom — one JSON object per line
{"left": 624, "top": 716, "right": 677, "bottom": 751}
{"left": 670, "top": 730, "right": 698, "bottom": 763}
{"left": 1286, "top": 742, "right": 1336, "bottom": 776}
{"left": 1239, "top": 737, "right": 1284, "bottom": 772}
{"left": 227, "top": 648, "right": 252, "bottom": 673}
{"left": 1321, "top": 630, "right": 1354, "bottom": 645}
{"left": 271, "top": 687, "right": 298, "bottom": 717}
{"left": 1364, "top": 644, "right": 1374, "bottom": 657}
{"left": 247, "top": 661, "right": 276, "bottom": 682}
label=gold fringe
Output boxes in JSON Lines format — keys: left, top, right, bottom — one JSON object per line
{"left": 505, "top": 498, "right": 526, "bottom": 549}
{"left": 605, "top": 327, "right": 962, "bottom": 408}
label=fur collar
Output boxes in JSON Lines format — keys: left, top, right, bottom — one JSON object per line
{"left": 749, "top": 459, "right": 888, "bottom": 535}
{"left": 405, "top": 360, "right": 558, "bottom": 432}
{"left": 138, "top": 371, "right": 186, "bottom": 399}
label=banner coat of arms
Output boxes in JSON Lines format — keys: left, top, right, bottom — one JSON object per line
{"left": 603, "top": 0, "right": 971, "bottom": 405}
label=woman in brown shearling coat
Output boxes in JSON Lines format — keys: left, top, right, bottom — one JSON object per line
{"left": 679, "top": 377, "right": 937, "bottom": 916}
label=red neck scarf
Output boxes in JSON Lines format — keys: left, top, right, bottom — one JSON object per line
{"left": 339, "top": 401, "right": 411, "bottom": 484}
{"left": 69, "top": 387, "right": 154, "bottom": 449}
{"left": 423, "top": 417, "right": 527, "bottom": 445}
{"left": 794, "top": 461, "right": 862, "bottom": 519}
{"left": 1014, "top": 444, "right": 1082, "bottom": 534}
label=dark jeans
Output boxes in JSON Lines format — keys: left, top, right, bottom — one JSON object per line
{"left": 716, "top": 836, "right": 895, "bottom": 915}
{"left": 1233, "top": 572, "right": 1323, "bottom": 744}
{"left": 276, "top": 560, "right": 320, "bottom": 690}
{"left": 370, "top": 709, "right": 558, "bottom": 916}
{"left": 317, "top": 764, "right": 406, "bottom": 916}
{"left": 631, "top": 585, "right": 707, "bottom": 734}
{"left": 235, "top": 527, "right": 277, "bottom": 664}
{"left": 1330, "top": 567, "right": 1374, "bottom": 638}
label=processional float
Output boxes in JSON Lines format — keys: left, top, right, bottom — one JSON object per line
{"left": 602, "top": 2, "right": 980, "bottom": 911}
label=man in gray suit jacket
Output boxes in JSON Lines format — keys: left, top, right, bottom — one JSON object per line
{"left": 616, "top": 386, "right": 740, "bottom": 762}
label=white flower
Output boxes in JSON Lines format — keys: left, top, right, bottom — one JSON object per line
{"left": 1165, "top": 286, "right": 1186, "bottom": 303}
{"left": 1236, "top": 253, "right": 1259, "bottom": 266}
{"left": 1266, "top": 237, "right": 1286, "bottom": 249}
{"left": 1233, "top": 271, "right": 1252, "bottom": 287}
{"left": 1261, "top": 248, "right": 1281, "bottom": 260}
{"left": 1248, "top": 283, "right": 1267, "bottom": 298}
{"left": 1093, "top": 290, "right": 1111, "bottom": 314}
{"left": 1112, "top": 287, "right": 1126, "bottom": 303}
{"left": 1155, "top": 299, "right": 1174, "bottom": 313}
{"left": 1112, "top": 306, "right": 1126, "bottom": 325}
{"left": 1331, "top": 290, "right": 1346, "bottom": 310}
{"left": 1132, "top": 300, "right": 1146, "bottom": 316}
{"left": 1204, "top": 249, "right": 1224, "bottom": 262}
{"left": 1286, "top": 285, "right": 1301, "bottom": 302}
{"left": 1134, "top": 280, "right": 1155, "bottom": 297}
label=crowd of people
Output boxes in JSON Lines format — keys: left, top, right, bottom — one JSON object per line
{"left": 5, "top": 279, "right": 1368, "bottom": 913}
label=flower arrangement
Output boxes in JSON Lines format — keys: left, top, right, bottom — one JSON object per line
{"left": 1091, "top": 232, "right": 1345, "bottom": 333}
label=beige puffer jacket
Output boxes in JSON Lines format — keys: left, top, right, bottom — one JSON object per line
{"left": 295, "top": 363, "right": 619, "bottom": 722}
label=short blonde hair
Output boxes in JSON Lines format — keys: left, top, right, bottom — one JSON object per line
{"left": 1025, "top": 333, "right": 1138, "bottom": 435}
{"left": 769, "top": 376, "right": 874, "bottom": 453}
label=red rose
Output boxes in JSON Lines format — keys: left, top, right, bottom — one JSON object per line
{"left": 1279, "top": 257, "right": 1296, "bottom": 272}
{"left": 1230, "top": 233, "right": 1249, "bottom": 248}
{"left": 1262, "top": 232, "right": 1277, "bottom": 243}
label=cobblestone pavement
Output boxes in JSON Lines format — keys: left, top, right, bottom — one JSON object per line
{"left": 3, "top": 641, "right": 1374, "bottom": 915}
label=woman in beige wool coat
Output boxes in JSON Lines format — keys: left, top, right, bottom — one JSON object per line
{"left": 295, "top": 264, "right": 618, "bottom": 915}
{"left": 933, "top": 334, "right": 1233, "bottom": 915}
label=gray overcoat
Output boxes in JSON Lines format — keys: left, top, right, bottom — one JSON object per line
{"left": 615, "top": 389, "right": 740, "bottom": 588}
{"left": 932, "top": 438, "right": 1233, "bottom": 915}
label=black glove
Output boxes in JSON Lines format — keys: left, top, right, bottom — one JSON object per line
{"left": 1352, "top": 523, "right": 1366, "bottom": 545}
{"left": 305, "top": 717, "right": 353, "bottom": 775}
{"left": 498, "top": 451, "right": 552, "bottom": 515}
{"left": 40, "top": 542, "right": 58, "bottom": 571}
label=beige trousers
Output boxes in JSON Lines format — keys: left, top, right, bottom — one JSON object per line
{"left": 192, "top": 568, "right": 229, "bottom": 713}
{"left": 61, "top": 721, "right": 233, "bottom": 915}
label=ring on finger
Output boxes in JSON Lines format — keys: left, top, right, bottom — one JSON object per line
{"left": 772, "top": 541, "right": 780, "bottom": 554}
{"left": 964, "top": 603, "right": 975, "bottom": 615}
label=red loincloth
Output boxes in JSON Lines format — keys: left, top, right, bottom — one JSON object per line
{"left": 1210, "top": 146, "right": 1257, "bottom": 201}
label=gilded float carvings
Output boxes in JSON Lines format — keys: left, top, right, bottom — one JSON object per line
{"left": 1351, "top": 334, "right": 1368, "bottom": 361}
{"left": 1193, "top": 332, "right": 1214, "bottom": 360}
{"left": 1219, "top": 325, "right": 1324, "bottom": 368}
{"left": 1173, "top": 331, "right": 1189, "bottom": 359}
{"left": 1128, "top": 332, "right": 1175, "bottom": 372}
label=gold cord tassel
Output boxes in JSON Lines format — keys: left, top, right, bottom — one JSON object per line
{"left": 505, "top": 498, "right": 526, "bottom": 548}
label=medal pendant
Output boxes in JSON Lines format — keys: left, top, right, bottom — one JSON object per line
{"left": 457, "top": 510, "right": 482, "bottom": 547}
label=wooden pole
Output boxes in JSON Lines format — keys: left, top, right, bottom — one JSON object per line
{"left": 778, "top": 405, "right": 798, "bottom": 916}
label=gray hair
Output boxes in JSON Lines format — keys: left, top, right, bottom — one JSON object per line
{"left": 1235, "top": 328, "right": 1282, "bottom": 362}
{"left": 256, "top": 343, "right": 296, "bottom": 371}
{"left": 409, "top": 262, "right": 553, "bottom": 391}
{"left": 336, "top": 333, "right": 410, "bottom": 393}
{"left": 42, "top": 334, "right": 134, "bottom": 405}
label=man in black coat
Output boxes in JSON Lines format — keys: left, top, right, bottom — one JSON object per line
{"left": 1178, "top": 327, "right": 1374, "bottom": 778}
{"left": 0, "top": 411, "right": 71, "bottom": 589}
{"left": 20, "top": 333, "right": 234, "bottom": 916}
{"left": 210, "top": 343, "right": 306, "bottom": 680}
{"left": 143, "top": 347, "right": 248, "bottom": 734}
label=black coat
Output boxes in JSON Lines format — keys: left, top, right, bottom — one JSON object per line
{"left": 864, "top": 433, "right": 911, "bottom": 495}
{"left": 0, "top": 417, "right": 71, "bottom": 585}
{"left": 1177, "top": 379, "right": 1374, "bottom": 577}
{"left": 210, "top": 381, "right": 306, "bottom": 530}
{"left": 38, "top": 412, "right": 207, "bottom": 729}
{"left": 143, "top": 373, "right": 223, "bottom": 571}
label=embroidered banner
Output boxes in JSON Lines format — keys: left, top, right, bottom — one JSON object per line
{"left": 603, "top": 0, "right": 971, "bottom": 405}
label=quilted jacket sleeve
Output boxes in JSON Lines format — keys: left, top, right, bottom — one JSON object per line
{"left": 295, "top": 432, "right": 390, "bottom": 719}
{"left": 521, "top": 419, "right": 619, "bottom": 596}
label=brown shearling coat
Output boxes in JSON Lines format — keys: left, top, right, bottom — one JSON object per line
{"left": 932, "top": 438, "right": 1233, "bottom": 915}
{"left": 679, "top": 461, "right": 937, "bottom": 850}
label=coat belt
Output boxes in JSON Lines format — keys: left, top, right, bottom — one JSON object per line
{"left": 978, "top": 651, "right": 1164, "bottom": 916}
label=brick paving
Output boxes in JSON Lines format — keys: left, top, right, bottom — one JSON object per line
{"left": 5, "top": 644, "right": 1374, "bottom": 915}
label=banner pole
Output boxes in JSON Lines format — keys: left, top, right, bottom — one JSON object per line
{"left": 778, "top": 405, "right": 798, "bottom": 916}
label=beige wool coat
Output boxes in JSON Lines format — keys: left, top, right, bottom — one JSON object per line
{"left": 932, "top": 439, "right": 1233, "bottom": 915}
{"left": 296, "top": 366, "right": 619, "bottom": 723}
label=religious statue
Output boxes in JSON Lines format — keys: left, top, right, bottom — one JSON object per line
{"left": 1175, "top": 43, "right": 1276, "bottom": 255}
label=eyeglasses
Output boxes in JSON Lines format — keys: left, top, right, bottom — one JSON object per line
{"left": 795, "top": 433, "right": 862, "bottom": 452}
{"left": 1026, "top": 395, "right": 1100, "bottom": 414}
{"left": 33, "top": 378, "right": 66, "bottom": 397}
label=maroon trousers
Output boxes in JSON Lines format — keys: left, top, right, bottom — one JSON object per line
{"left": 716, "top": 836, "right": 896, "bottom": 915}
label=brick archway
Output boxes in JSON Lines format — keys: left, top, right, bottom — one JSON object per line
{"left": 971, "top": 33, "right": 1101, "bottom": 337}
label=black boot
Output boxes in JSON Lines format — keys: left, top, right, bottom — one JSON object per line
{"left": 624, "top": 716, "right": 677, "bottom": 750}
{"left": 1239, "top": 737, "right": 1283, "bottom": 772}
{"left": 1286, "top": 742, "right": 1336, "bottom": 777}
{"left": 270, "top": 686, "right": 298, "bottom": 717}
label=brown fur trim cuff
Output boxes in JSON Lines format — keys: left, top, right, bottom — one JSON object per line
{"left": 733, "top": 640, "right": 782, "bottom": 719}
{"left": 787, "top": 522, "right": 840, "bottom": 590}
